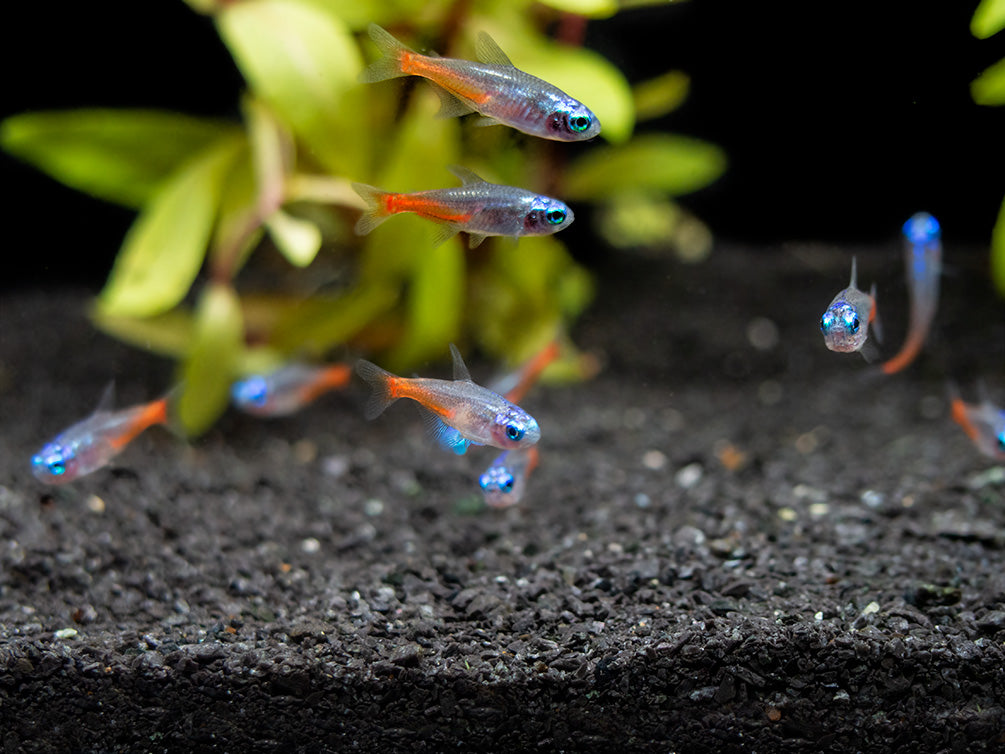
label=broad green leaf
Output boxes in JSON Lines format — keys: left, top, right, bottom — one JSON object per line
{"left": 0, "top": 109, "right": 237, "bottom": 208}
{"left": 244, "top": 97, "right": 288, "bottom": 213}
{"left": 217, "top": 0, "right": 366, "bottom": 175}
{"left": 633, "top": 71, "right": 690, "bottom": 122}
{"left": 265, "top": 209, "right": 323, "bottom": 267}
{"left": 535, "top": 0, "right": 617, "bottom": 18}
{"left": 972, "top": 0, "right": 1005, "bottom": 38}
{"left": 209, "top": 146, "right": 264, "bottom": 276}
{"left": 177, "top": 283, "right": 244, "bottom": 436}
{"left": 271, "top": 282, "right": 399, "bottom": 354}
{"left": 97, "top": 135, "right": 244, "bottom": 318}
{"left": 387, "top": 239, "right": 465, "bottom": 371}
{"left": 972, "top": 58, "right": 1005, "bottom": 105}
{"left": 992, "top": 193, "right": 1005, "bottom": 297}
{"left": 90, "top": 307, "right": 196, "bottom": 359}
{"left": 563, "top": 133, "right": 726, "bottom": 200}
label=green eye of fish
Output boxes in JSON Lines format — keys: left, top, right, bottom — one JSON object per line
{"left": 545, "top": 209, "right": 566, "bottom": 225}
{"left": 843, "top": 312, "right": 860, "bottom": 334}
{"left": 569, "top": 114, "right": 591, "bottom": 132}
{"left": 50, "top": 461, "right": 66, "bottom": 475}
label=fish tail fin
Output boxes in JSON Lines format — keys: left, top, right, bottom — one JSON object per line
{"left": 359, "top": 24, "right": 414, "bottom": 83}
{"left": 355, "top": 359, "right": 400, "bottom": 419}
{"left": 351, "top": 183, "right": 395, "bottom": 236}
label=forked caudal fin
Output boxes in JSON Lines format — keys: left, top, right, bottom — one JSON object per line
{"left": 355, "top": 359, "right": 400, "bottom": 419}
{"left": 351, "top": 183, "right": 395, "bottom": 236}
{"left": 359, "top": 24, "right": 416, "bottom": 83}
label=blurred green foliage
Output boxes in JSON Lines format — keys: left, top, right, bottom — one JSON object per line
{"left": 1, "top": 0, "right": 724, "bottom": 435}
{"left": 970, "top": 0, "right": 1005, "bottom": 295}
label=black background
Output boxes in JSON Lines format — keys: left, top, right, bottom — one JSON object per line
{"left": 4, "top": 0, "right": 1003, "bottom": 287}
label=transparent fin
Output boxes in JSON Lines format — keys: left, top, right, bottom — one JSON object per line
{"left": 467, "top": 233, "right": 488, "bottom": 248}
{"left": 359, "top": 24, "right": 414, "bottom": 83}
{"left": 449, "top": 343, "right": 472, "bottom": 382}
{"left": 420, "top": 410, "right": 470, "bottom": 455}
{"left": 472, "top": 115, "right": 503, "bottom": 128}
{"left": 431, "top": 84, "right": 476, "bottom": 118}
{"left": 94, "top": 381, "right": 117, "bottom": 414}
{"left": 475, "top": 32, "right": 515, "bottom": 67}
{"left": 448, "top": 165, "right": 489, "bottom": 185}
{"left": 351, "top": 183, "right": 394, "bottom": 236}
{"left": 431, "top": 223, "right": 462, "bottom": 248}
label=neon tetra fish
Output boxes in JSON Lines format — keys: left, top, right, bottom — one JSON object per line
{"left": 355, "top": 344, "right": 541, "bottom": 450}
{"left": 881, "top": 212, "right": 942, "bottom": 375}
{"left": 31, "top": 385, "right": 171, "bottom": 485}
{"left": 352, "top": 166, "right": 573, "bottom": 248}
{"left": 435, "top": 339, "right": 561, "bottom": 455}
{"left": 949, "top": 383, "right": 1005, "bottom": 461}
{"left": 821, "top": 256, "right": 880, "bottom": 354}
{"left": 360, "top": 24, "right": 601, "bottom": 142}
{"left": 479, "top": 446, "right": 540, "bottom": 508}
{"left": 231, "top": 362, "right": 352, "bottom": 418}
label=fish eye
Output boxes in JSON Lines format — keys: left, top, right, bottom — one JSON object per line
{"left": 843, "top": 312, "right": 860, "bottom": 334}
{"left": 569, "top": 114, "right": 591, "bottom": 132}
{"left": 49, "top": 460, "right": 66, "bottom": 476}
{"left": 545, "top": 209, "right": 566, "bottom": 225}
{"left": 820, "top": 313, "right": 834, "bottom": 334}
{"left": 500, "top": 474, "right": 515, "bottom": 493}
{"left": 505, "top": 424, "right": 525, "bottom": 442}
{"left": 478, "top": 473, "right": 493, "bottom": 491}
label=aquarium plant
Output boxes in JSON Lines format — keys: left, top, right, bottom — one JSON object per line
{"left": 2, "top": 0, "right": 725, "bottom": 435}
{"left": 970, "top": 0, "right": 1005, "bottom": 295}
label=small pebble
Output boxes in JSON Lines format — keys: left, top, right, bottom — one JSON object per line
{"left": 675, "top": 462, "right": 703, "bottom": 489}
{"left": 634, "top": 493, "right": 651, "bottom": 509}
{"left": 54, "top": 628, "right": 78, "bottom": 640}
{"left": 861, "top": 601, "right": 880, "bottom": 616}
{"left": 300, "top": 537, "right": 321, "bottom": 554}
{"left": 860, "top": 489, "right": 885, "bottom": 508}
{"left": 363, "top": 498, "right": 384, "bottom": 517}
{"left": 641, "top": 449, "right": 667, "bottom": 470}
{"left": 86, "top": 495, "right": 105, "bottom": 514}
{"left": 322, "top": 455, "right": 350, "bottom": 478}
{"left": 746, "top": 317, "right": 780, "bottom": 351}
{"left": 777, "top": 507, "right": 798, "bottom": 522}
{"left": 292, "top": 439, "right": 317, "bottom": 465}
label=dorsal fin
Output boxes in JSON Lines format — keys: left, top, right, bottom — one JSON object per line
{"left": 94, "top": 381, "right": 116, "bottom": 414}
{"left": 475, "top": 32, "right": 515, "bottom": 67}
{"left": 848, "top": 256, "right": 858, "bottom": 289}
{"left": 449, "top": 343, "right": 473, "bottom": 382}
{"left": 448, "top": 165, "right": 489, "bottom": 186}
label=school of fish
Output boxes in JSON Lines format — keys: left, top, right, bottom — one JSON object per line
{"left": 28, "top": 28, "right": 1002, "bottom": 496}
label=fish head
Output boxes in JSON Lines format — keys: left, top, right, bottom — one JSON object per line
{"left": 524, "top": 197, "right": 574, "bottom": 235}
{"left": 903, "top": 212, "right": 940, "bottom": 245}
{"left": 479, "top": 464, "right": 522, "bottom": 508}
{"left": 479, "top": 465, "right": 516, "bottom": 494}
{"left": 31, "top": 441, "right": 77, "bottom": 484}
{"left": 821, "top": 301, "right": 867, "bottom": 352}
{"left": 491, "top": 406, "right": 541, "bottom": 449}
{"left": 545, "top": 103, "right": 601, "bottom": 141}
{"left": 231, "top": 376, "right": 270, "bottom": 412}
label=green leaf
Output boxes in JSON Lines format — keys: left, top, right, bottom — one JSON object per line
{"left": 90, "top": 307, "right": 196, "bottom": 359}
{"left": 271, "top": 282, "right": 399, "bottom": 354}
{"left": 177, "top": 283, "right": 244, "bottom": 436}
{"left": 633, "top": 71, "right": 690, "bottom": 122}
{"left": 216, "top": 0, "right": 366, "bottom": 175}
{"left": 244, "top": 96, "right": 288, "bottom": 214}
{"left": 0, "top": 109, "right": 238, "bottom": 208}
{"left": 972, "top": 58, "right": 1005, "bottom": 105}
{"left": 563, "top": 133, "right": 727, "bottom": 200}
{"left": 992, "top": 193, "right": 1005, "bottom": 297}
{"left": 265, "top": 209, "right": 323, "bottom": 267}
{"left": 97, "top": 135, "right": 244, "bottom": 318}
{"left": 972, "top": 0, "right": 1005, "bottom": 38}
{"left": 535, "top": 0, "right": 617, "bottom": 18}
{"left": 387, "top": 239, "right": 465, "bottom": 371}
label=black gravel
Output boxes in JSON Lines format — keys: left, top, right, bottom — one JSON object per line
{"left": 2, "top": 244, "right": 1004, "bottom": 753}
